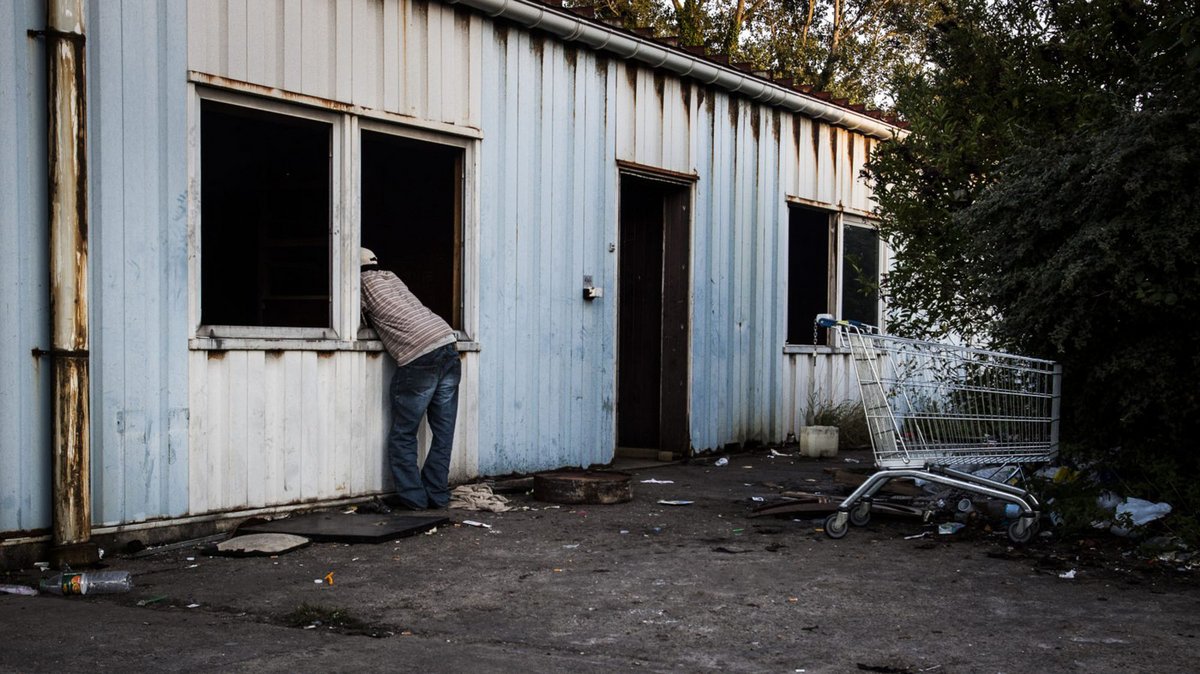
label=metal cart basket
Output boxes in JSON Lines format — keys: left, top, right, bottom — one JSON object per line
{"left": 816, "top": 315, "right": 1062, "bottom": 543}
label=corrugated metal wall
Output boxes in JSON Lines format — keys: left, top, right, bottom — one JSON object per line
{"left": 474, "top": 20, "right": 878, "bottom": 468}
{"left": 184, "top": 0, "right": 487, "bottom": 513}
{"left": 185, "top": 0, "right": 881, "bottom": 488}
{"left": 476, "top": 31, "right": 618, "bottom": 474}
{"left": 0, "top": 1, "right": 52, "bottom": 535}
{"left": 88, "top": 0, "right": 191, "bottom": 526}
{"left": 187, "top": 0, "right": 483, "bottom": 131}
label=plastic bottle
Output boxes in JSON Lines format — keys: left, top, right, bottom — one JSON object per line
{"left": 39, "top": 570, "right": 134, "bottom": 595}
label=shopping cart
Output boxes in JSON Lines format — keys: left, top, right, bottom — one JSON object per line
{"left": 816, "top": 315, "right": 1062, "bottom": 543}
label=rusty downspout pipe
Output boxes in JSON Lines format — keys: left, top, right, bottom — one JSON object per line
{"left": 46, "top": 0, "right": 97, "bottom": 567}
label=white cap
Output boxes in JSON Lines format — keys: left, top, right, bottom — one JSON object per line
{"left": 360, "top": 247, "right": 378, "bottom": 266}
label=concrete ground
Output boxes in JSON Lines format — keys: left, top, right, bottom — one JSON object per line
{"left": 3, "top": 448, "right": 1198, "bottom": 673}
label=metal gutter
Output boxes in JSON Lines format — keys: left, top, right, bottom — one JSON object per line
{"left": 45, "top": 0, "right": 97, "bottom": 567}
{"left": 446, "top": 0, "right": 902, "bottom": 141}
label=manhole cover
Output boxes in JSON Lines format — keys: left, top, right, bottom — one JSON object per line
{"left": 533, "top": 470, "right": 633, "bottom": 505}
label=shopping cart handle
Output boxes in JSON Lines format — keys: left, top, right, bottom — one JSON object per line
{"left": 815, "top": 314, "right": 863, "bottom": 329}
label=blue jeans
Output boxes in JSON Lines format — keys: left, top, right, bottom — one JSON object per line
{"left": 387, "top": 344, "right": 461, "bottom": 509}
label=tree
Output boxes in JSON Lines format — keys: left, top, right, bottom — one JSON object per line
{"left": 865, "top": 0, "right": 1200, "bottom": 528}
{"left": 581, "top": 0, "right": 940, "bottom": 105}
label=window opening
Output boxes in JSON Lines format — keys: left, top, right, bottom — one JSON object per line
{"left": 200, "top": 101, "right": 331, "bottom": 328}
{"left": 841, "top": 223, "right": 880, "bottom": 326}
{"left": 787, "top": 206, "right": 831, "bottom": 344}
{"left": 361, "top": 130, "right": 463, "bottom": 329}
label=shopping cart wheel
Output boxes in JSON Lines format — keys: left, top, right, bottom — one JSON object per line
{"left": 849, "top": 502, "right": 872, "bottom": 527}
{"left": 1007, "top": 519, "right": 1036, "bottom": 544}
{"left": 824, "top": 512, "right": 849, "bottom": 539}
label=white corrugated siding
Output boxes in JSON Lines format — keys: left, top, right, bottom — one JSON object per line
{"left": 89, "top": 0, "right": 191, "bottom": 526}
{"left": 187, "top": 0, "right": 481, "bottom": 129}
{"left": 476, "top": 31, "right": 617, "bottom": 474}
{"left": 186, "top": 350, "right": 480, "bottom": 513}
{"left": 181, "top": 0, "right": 881, "bottom": 511}
{"left": 0, "top": 1, "right": 52, "bottom": 534}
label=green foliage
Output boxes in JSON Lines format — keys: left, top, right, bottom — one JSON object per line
{"left": 865, "top": 0, "right": 1200, "bottom": 538}
{"left": 579, "top": 0, "right": 942, "bottom": 105}
{"left": 808, "top": 398, "right": 871, "bottom": 449}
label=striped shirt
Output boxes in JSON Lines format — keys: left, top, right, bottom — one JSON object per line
{"left": 361, "top": 269, "right": 455, "bottom": 366}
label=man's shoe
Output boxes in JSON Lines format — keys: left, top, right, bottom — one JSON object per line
{"left": 359, "top": 497, "right": 393, "bottom": 515}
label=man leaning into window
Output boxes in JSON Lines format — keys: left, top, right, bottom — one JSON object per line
{"left": 360, "top": 247, "right": 461, "bottom": 510}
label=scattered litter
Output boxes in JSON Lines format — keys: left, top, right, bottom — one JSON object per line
{"left": 187, "top": 603, "right": 200, "bottom": 609}
{"left": 313, "top": 579, "right": 323, "bottom": 584}
{"left": 1059, "top": 569, "right": 1077, "bottom": 579}
{"left": 324, "top": 572, "right": 334, "bottom": 585}
{"left": 937, "top": 522, "right": 965, "bottom": 535}
{"left": 750, "top": 496, "right": 765, "bottom": 502}
{"left": 904, "top": 532, "right": 927, "bottom": 540}
{"left": 33, "top": 562, "right": 49, "bottom": 571}
{"left": 38, "top": 571, "right": 133, "bottom": 595}
{"left": 186, "top": 564, "right": 199, "bottom": 569}
{"left": 640, "top": 479, "right": 675, "bottom": 484}
{"left": 843, "top": 458, "right": 861, "bottom": 464}
{"left": 563, "top": 544, "right": 580, "bottom": 549}
{"left": 769, "top": 449, "right": 788, "bottom": 457}
{"left": 462, "top": 520, "right": 492, "bottom": 528}
{"left": 1117, "top": 498, "right": 1172, "bottom": 527}
{"left": 657, "top": 500, "right": 694, "bottom": 506}
{"left": 186, "top": 557, "right": 195, "bottom": 561}
{"left": 303, "top": 624, "right": 317, "bottom": 630}
{"left": 424, "top": 527, "right": 438, "bottom": 535}
{"left": 450, "top": 483, "right": 512, "bottom": 512}
{"left": 743, "top": 466, "right": 754, "bottom": 469}
{"left": 213, "top": 533, "right": 310, "bottom": 557}
{"left": 731, "top": 528, "right": 745, "bottom": 535}
{"left": 0, "top": 584, "right": 37, "bottom": 596}
{"left": 714, "top": 457, "right": 729, "bottom": 467}
{"left": 619, "top": 530, "right": 629, "bottom": 535}
{"left": 136, "top": 596, "right": 167, "bottom": 606}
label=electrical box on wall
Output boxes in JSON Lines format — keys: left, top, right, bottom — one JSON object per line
{"left": 582, "top": 275, "right": 603, "bottom": 300}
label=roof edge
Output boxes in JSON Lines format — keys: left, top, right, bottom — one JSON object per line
{"left": 446, "top": 0, "right": 903, "bottom": 141}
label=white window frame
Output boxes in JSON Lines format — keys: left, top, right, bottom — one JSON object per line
{"left": 189, "top": 85, "right": 346, "bottom": 342}
{"left": 353, "top": 119, "right": 478, "bottom": 343}
{"left": 837, "top": 213, "right": 885, "bottom": 331}
{"left": 187, "top": 83, "right": 479, "bottom": 350}
{"left": 783, "top": 202, "right": 885, "bottom": 353}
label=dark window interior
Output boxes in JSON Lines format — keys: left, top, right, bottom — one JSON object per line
{"left": 361, "top": 131, "right": 462, "bottom": 329}
{"left": 201, "top": 101, "right": 331, "bottom": 328}
{"left": 787, "top": 206, "right": 831, "bottom": 344}
{"left": 842, "top": 224, "right": 880, "bottom": 326}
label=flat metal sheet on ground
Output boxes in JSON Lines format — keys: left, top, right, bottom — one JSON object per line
{"left": 239, "top": 512, "right": 448, "bottom": 543}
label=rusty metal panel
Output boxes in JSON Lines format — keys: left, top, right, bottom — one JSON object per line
{"left": 87, "top": 0, "right": 190, "bottom": 526}
{"left": 0, "top": 0, "right": 53, "bottom": 536}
